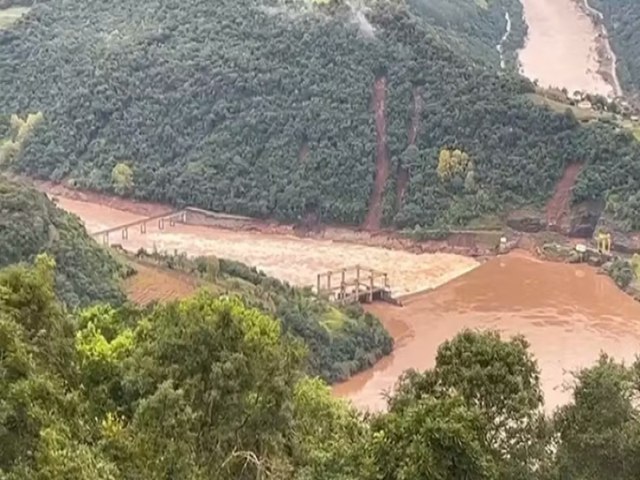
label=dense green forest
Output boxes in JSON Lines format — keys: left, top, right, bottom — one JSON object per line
{"left": 2, "top": 257, "right": 640, "bottom": 479}
{"left": 0, "top": 176, "right": 125, "bottom": 307}
{"left": 590, "top": 0, "right": 640, "bottom": 98}
{"left": 1, "top": 0, "right": 640, "bottom": 230}
{"left": 132, "top": 249, "right": 392, "bottom": 382}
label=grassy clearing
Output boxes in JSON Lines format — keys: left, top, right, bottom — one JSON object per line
{"left": 527, "top": 93, "right": 640, "bottom": 141}
{"left": 123, "top": 261, "right": 203, "bottom": 305}
{"left": 0, "top": 7, "right": 30, "bottom": 30}
{"left": 525, "top": 93, "right": 605, "bottom": 122}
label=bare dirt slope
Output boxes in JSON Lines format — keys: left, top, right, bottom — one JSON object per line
{"left": 363, "top": 76, "right": 391, "bottom": 231}
{"left": 546, "top": 163, "right": 583, "bottom": 228}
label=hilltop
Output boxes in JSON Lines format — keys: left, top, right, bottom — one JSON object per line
{"left": 0, "top": 0, "right": 639, "bottom": 232}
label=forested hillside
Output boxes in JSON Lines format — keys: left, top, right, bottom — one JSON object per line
{"left": 130, "top": 250, "right": 392, "bottom": 382}
{"left": 3, "top": 257, "right": 640, "bottom": 479}
{"left": 1, "top": 0, "right": 639, "bottom": 230}
{"left": 590, "top": 0, "right": 640, "bottom": 99}
{"left": 0, "top": 176, "right": 124, "bottom": 306}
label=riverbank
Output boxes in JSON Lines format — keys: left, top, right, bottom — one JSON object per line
{"left": 38, "top": 179, "right": 504, "bottom": 257}
{"left": 577, "top": 0, "right": 623, "bottom": 97}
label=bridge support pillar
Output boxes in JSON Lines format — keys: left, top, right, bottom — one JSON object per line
{"left": 369, "top": 275, "right": 374, "bottom": 303}
{"left": 122, "top": 227, "right": 128, "bottom": 240}
{"left": 158, "top": 218, "right": 165, "bottom": 230}
{"left": 169, "top": 218, "right": 176, "bottom": 227}
{"left": 140, "top": 222, "right": 146, "bottom": 234}
{"left": 181, "top": 211, "right": 187, "bottom": 223}
{"left": 102, "top": 232, "right": 109, "bottom": 246}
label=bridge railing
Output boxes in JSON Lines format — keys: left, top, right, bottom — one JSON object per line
{"left": 91, "top": 210, "right": 187, "bottom": 237}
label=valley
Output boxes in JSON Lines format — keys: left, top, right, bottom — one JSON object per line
{"left": 51, "top": 185, "right": 640, "bottom": 414}
{"left": 43, "top": 0, "right": 640, "bottom": 415}
{"left": 3, "top": 0, "right": 640, "bottom": 476}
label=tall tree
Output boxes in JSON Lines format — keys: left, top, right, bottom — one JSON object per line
{"left": 553, "top": 354, "right": 640, "bottom": 480}
{"left": 389, "top": 330, "right": 547, "bottom": 479}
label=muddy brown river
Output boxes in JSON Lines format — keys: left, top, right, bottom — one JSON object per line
{"left": 53, "top": 194, "right": 640, "bottom": 412}
{"left": 334, "top": 252, "right": 640, "bottom": 412}
{"left": 55, "top": 196, "right": 479, "bottom": 297}
{"left": 519, "top": 0, "right": 616, "bottom": 96}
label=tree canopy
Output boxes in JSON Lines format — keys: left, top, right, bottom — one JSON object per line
{"left": 0, "top": 176, "right": 125, "bottom": 307}
{"left": 1, "top": 0, "right": 639, "bottom": 230}
{"left": 3, "top": 264, "right": 639, "bottom": 479}
{"left": 132, "top": 249, "right": 393, "bottom": 382}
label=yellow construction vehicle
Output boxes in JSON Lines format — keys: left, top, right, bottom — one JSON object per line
{"left": 596, "top": 231, "right": 612, "bottom": 254}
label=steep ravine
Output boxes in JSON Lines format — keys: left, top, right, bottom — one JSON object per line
{"left": 363, "top": 75, "right": 390, "bottom": 231}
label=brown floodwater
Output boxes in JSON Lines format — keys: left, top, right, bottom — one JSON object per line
{"left": 54, "top": 195, "right": 640, "bottom": 413}
{"left": 333, "top": 251, "right": 640, "bottom": 412}
{"left": 55, "top": 196, "right": 479, "bottom": 297}
{"left": 519, "top": 0, "right": 615, "bottom": 96}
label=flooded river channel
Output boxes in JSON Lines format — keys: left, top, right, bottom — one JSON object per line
{"left": 334, "top": 252, "right": 640, "bottom": 412}
{"left": 55, "top": 196, "right": 478, "bottom": 297}
{"left": 53, "top": 193, "right": 640, "bottom": 413}
{"left": 518, "top": 0, "right": 616, "bottom": 96}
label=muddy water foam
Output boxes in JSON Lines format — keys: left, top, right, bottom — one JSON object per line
{"left": 55, "top": 196, "right": 479, "bottom": 297}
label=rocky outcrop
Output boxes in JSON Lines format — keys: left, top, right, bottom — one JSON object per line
{"left": 506, "top": 211, "right": 546, "bottom": 233}
{"left": 568, "top": 200, "right": 604, "bottom": 238}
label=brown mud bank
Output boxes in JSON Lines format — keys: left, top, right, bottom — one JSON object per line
{"left": 333, "top": 251, "right": 640, "bottom": 413}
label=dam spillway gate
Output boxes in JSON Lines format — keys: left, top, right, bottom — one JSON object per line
{"left": 316, "top": 265, "right": 394, "bottom": 305}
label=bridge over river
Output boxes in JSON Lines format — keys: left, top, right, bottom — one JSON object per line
{"left": 90, "top": 207, "right": 254, "bottom": 245}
